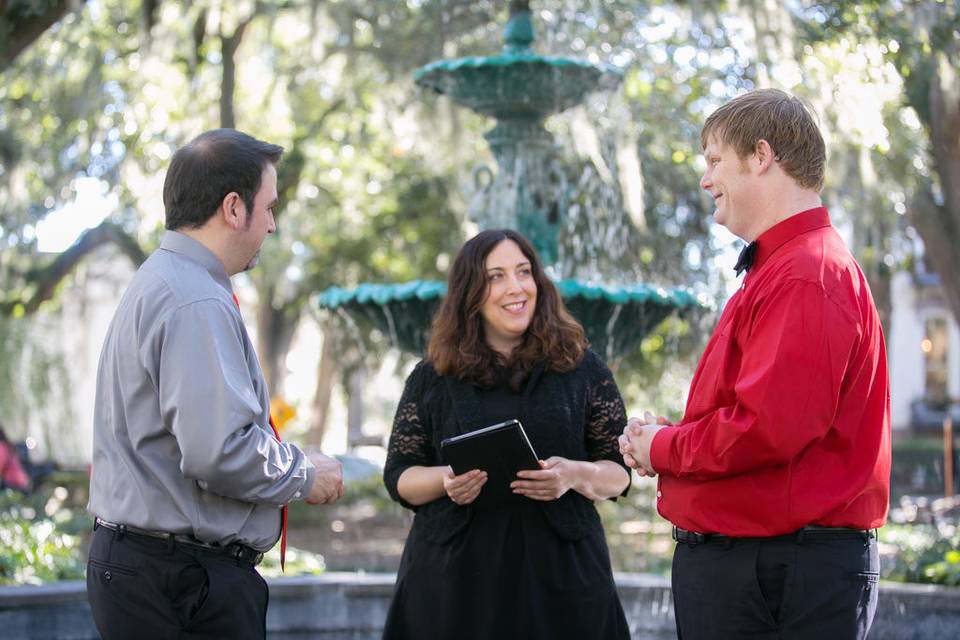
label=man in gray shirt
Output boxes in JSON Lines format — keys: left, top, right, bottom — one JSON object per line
{"left": 86, "top": 129, "right": 343, "bottom": 639}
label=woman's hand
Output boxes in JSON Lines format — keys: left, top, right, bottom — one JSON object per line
{"left": 510, "top": 457, "right": 580, "bottom": 501}
{"left": 443, "top": 467, "right": 487, "bottom": 505}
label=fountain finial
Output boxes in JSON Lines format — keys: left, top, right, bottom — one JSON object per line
{"left": 504, "top": 1, "right": 534, "bottom": 54}
{"left": 322, "top": 1, "right": 704, "bottom": 359}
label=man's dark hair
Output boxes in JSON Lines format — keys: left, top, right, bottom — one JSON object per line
{"left": 163, "top": 129, "right": 283, "bottom": 230}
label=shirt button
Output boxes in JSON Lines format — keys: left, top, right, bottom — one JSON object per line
{"left": 294, "top": 490, "right": 302, "bottom": 499}
{"left": 656, "top": 490, "right": 662, "bottom": 498}
{"left": 104, "top": 571, "right": 112, "bottom": 582}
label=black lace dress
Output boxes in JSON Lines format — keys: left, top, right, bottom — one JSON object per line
{"left": 382, "top": 351, "right": 631, "bottom": 640}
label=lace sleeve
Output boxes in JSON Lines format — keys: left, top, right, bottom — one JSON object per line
{"left": 383, "top": 361, "right": 436, "bottom": 509}
{"left": 585, "top": 354, "right": 629, "bottom": 466}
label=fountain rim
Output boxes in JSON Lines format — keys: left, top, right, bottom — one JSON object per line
{"left": 414, "top": 53, "right": 625, "bottom": 83}
{"left": 318, "top": 278, "right": 707, "bottom": 310}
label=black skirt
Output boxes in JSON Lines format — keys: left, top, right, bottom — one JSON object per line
{"left": 382, "top": 498, "right": 630, "bottom": 640}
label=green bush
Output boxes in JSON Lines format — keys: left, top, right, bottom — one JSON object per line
{"left": 879, "top": 522, "right": 960, "bottom": 585}
{"left": 0, "top": 485, "right": 328, "bottom": 584}
{"left": 0, "top": 488, "right": 89, "bottom": 585}
{"left": 5, "top": 477, "right": 960, "bottom": 587}
{"left": 923, "top": 549, "right": 960, "bottom": 586}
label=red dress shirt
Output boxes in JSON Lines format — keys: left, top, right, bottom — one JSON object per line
{"left": 650, "top": 207, "right": 891, "bottom": 536}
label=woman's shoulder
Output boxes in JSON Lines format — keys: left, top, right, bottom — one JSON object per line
{"left": 544, "top": 349, "right": 609, "bottom": 386}
{"left": 407, "top": 358, "right": 439, "bottom": 382}
{"left": 575, "top": 348, "right": 608, "bottom": 374}
{"left": 405, "top": 359, "right": 451, "bottom": 395}
{"left": 571, "top": 350, "right": 621, "bottom": 391}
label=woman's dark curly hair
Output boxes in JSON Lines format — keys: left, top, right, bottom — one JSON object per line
{"left": 427, "top": 229, "right": 587, "bottom": 389}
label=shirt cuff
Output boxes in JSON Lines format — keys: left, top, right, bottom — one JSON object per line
{"left": 649, "top": 425, "right": 681, "bottom": 476}
{"left": 294, "top": 459, "right": 317, "bottom": 502}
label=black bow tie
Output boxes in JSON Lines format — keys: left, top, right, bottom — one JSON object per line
{"left": 734, "top": 241, "right": 757, "bottom": 276}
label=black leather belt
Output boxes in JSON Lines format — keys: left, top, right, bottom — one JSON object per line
{"left": 673, "top": 525, "right": 876, "bottom": 546}
{"left": 95, "top": 517, "right": 265, "bottom": 566}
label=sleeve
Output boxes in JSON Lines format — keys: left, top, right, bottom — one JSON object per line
{"left": 383, "top": 361, "right": 436, "bottom": 510}
{"left": 584, "top": 353, "right": 631, "bottom": 496}
{"left": 153, "top": 299, "right": 312, "bottom": 506}
{"left": 650, "top": 279, "right": 858, "bottom": 480}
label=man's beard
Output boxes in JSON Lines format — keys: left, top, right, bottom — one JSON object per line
{"left": 243, "top": 250, "right": 261, "bottom": 271}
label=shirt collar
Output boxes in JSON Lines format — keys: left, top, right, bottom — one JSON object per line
{"left": 159, "top": 230, "right": 233, "bottom": 293}
{"left": 751, "top": 206, "right": 831, "bottom": 273}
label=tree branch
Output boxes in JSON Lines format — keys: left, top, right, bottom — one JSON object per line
{"left": 1, "top": 220, "right": 146, "bottom": 315}
{"left": 0, "top": 0, "right": 79, "bottom": 69}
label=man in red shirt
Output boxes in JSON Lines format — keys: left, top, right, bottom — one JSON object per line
{"left": 620, "top": 89, "right": 890, "bottom": 639}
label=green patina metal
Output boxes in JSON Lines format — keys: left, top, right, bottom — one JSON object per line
{"left": 413, "top": 3, "right": 622, "bottom": 263}
{"left": 318, "top": 280, "right": 706, "bottom": 359}
{"left": 319, "top": 2, "right": 707, "bottom": 360}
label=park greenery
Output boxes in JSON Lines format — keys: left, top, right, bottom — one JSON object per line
{"left": 1, "top": 0, "right": 959, "bottom": 586}
{"left": 2, "top": 0, "right": 957, "bottom": 439}
{"left": 3, "top": 475, "right": 960, "bottom": 587}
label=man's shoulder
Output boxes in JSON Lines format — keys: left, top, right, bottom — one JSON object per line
{"left": 112, "top": 252, "right": 233, "bottom": 338}
{"left": 761, "top": 229, "right": 872, "bottom": 321}
{"left": 137, "top": 249, "right": 230, "bottom": 308}
{"left": 771, "top": 226, "right": 858, "bottom": 285}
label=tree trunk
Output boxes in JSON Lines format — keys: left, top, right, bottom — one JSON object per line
{"left": 913, "top": 50, "right": 960, "bottom": 328}
{"left": 305, "top": 329, "right": 338, "bottom": 448}
{"left": 346, "top": 365, "right": 366, "bottom": 450}
{"left": 254, "top": 283, "right": 300, "bottom": 396}
{"left": 219, "top": 20, "right": 250, "bottom": 129}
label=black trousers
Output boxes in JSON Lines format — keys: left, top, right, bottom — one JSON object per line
{"left": 86, "top": 525, "right": 269, "bottom": 640}
{"left": 671, "top": 532, "right": 879, "bottom": 640}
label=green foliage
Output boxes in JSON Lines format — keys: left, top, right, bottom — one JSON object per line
{"left": 0, "top": 488, "right": 89, "bottom": 585}
{"left": 880, "top": 522, "right": 960, "bottom": 585}
{"left": 0, "top": 481, "right": 331, "bottom": 584}
{"left": 923, "top": 548, "right": 960, "bottom": 586}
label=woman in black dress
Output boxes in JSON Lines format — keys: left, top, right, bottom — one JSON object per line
{"left": 382, "top": 229, "right": 632, "bottom": 640}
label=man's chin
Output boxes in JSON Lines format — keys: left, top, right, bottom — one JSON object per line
{"left": 243, "top": 252, "right": 261, "bottom": 271}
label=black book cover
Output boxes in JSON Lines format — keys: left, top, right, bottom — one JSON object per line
{"left": 440, "top": 419, "right": 541, "bottom": 508}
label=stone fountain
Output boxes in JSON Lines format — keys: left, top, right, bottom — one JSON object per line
{"left": 319, "top": 1, "right": 704, "bottom": 361}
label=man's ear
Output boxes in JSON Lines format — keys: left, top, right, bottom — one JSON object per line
{"left": 220, "top": 192, "right": 244, "bottom": 230}
{"left": 754, "top": 139, "right": 776, "bottom": 174}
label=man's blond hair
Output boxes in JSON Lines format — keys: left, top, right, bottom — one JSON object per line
{"left": 701, "top": 89, "right": 826, "bottom": 191}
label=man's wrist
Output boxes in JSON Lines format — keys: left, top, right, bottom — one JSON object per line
{"left": 296, "top": 462, "right": 317, "bottom": 502}
{"left": 648, "top": 425, "right": 677, "bottom": 475}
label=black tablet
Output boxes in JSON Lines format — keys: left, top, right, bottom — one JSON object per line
{"left": 440, "top": 419, "right": 541, "bottom": 508}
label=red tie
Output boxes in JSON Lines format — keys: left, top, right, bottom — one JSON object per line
{"left": 233, "top": 293, "right": 288, "bottom": 571}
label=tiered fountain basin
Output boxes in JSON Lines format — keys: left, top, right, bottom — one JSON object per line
{"left": 414, "top": 53, "right": 623, "bottom": 119}
{"left": 318, "top": 280, "right": 705, "bottom": 360}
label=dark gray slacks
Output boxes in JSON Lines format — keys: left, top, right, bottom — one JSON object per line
{"left": 672, "top": 532, "right": 879, "bottom": 640}
{"left": 86, "top": 525, "right": 269, "bottom": 639}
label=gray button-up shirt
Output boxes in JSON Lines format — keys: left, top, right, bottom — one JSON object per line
{"left": 88, "top": 231, "right": 315, "bottom": 550}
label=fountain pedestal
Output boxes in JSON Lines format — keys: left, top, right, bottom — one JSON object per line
{"left": 320, "top": 2, "right": 705, "bottom": 359}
